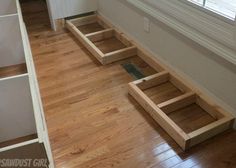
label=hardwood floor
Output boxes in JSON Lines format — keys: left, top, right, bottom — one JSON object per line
{"left": 143, "top": 82, "right": 184, "bottom": 105}
{"left": 20, "top": 1, "right": 236, "bottom": 168}
{"left": 94, "top": 37, "right": 127, "bottom": 54}
{"left": 0, "top": 63, "right": 27, "bottom": 78}
{"left": 0, "top": 134, "right": 37, "bottom": 148}
{"left": 78, "top": 22, "right": 106, "bottom": 35}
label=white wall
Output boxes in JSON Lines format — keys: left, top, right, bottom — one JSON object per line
{"left": 98, "top": 0, "right": 236, "bottom": 126}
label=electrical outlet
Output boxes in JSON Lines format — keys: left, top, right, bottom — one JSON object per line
{"left": 143, "top": 17, "right": 150, "bottom": 33}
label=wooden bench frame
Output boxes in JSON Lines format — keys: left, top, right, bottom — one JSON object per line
{"left": 66, "top": 13, "right": 235, "bottom": 150}
{"left": 128, "top": 71, "right": 234, "bottom": 150}
{"left": 66, "top": 14, "right": 137, "bottom": 65}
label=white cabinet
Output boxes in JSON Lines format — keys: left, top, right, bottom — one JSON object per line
{"left": 46, "top": 0, "right": 98, "bottom": 30}
{"left": 0, "top": 0, "right": 54, "bottom": 167}
{"left": 48, "top": 0, "right": 97, "bottom": 19}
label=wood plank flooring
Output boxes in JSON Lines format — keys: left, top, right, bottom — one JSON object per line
{"left": 0, "top": 134, "right": 37, "bottom": 148}
{"left": 168, "top": 104, "right": 216, "bottom": 133}
{"left": 94, "top": 37, "right": 127, "bottom": 54}
{"left": 20, "top": 1, "right": 236, "bottom": 168}
{"left": 143, "top": 82, "right": 184, "bottom": 105}
{"left": 78, "top": 23, "right": 105, "bottom": 34}
{"left": 0, "top": 63, "right": 27, "bottom": 79}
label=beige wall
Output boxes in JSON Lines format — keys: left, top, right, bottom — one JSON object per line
{"left": 98, "top": 0, "right": 236, "bottom": 127}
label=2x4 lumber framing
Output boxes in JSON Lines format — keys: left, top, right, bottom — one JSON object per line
{"left": 67, "top": 15, "right": 137, "bottom": 65}
{"left": 128, "top": 83, "right": 190, "bottom": 150}
{"left": 70, "top": 14, "right": 97, "bottom": 27}
{"left": 85, "top": 14, "right": 235, "bottom": 150}
{"left": 103, "top": 46, "right": 137, "bottom": 64}
{"left": 132, "top": 38, "right": 234, "bottom": 120}
{"left": 86, "top": 29, "right": 114, "bottom": 42}
{"left": 158, "top": 92, "right": 196, "bottom": 114}
{"left": 66, "top": 13, "right": 235, "bottom": 150}
{"left": 97, "top": 12, "right": 233, "bottom": 119}
{"left": 129, "top": 75, "right": 234, "bottom": 149}
{"left": 187, "top": 117, "right": 234, "bottom": 148}
{"left": 133, "top": 71, "right": 169, "bottom": 90}
{"left": 66, "top": 20, "right": 104, "bottom": 63}
{"left": 97, "top": 15, "right": 133, "bottom": 47}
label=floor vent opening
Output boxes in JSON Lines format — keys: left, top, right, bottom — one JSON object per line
{"left": 121, "top": 63, "right": 145, "bottom": 79}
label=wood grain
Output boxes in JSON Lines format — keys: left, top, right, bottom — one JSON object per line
{"left": 94, "top": 37, "right": 127, "bottom": 54}
{"left": 0, "top": 134, "right": 37, "bottom": 148}
{"left": 0, "top": 63, "right": 27, "bottom": 78}
{"left": 21, "top": 1, "right": 236, "bottom": 167}
{"left": 143, "top": 82, "right": 184, "bottom": 105}
{"left": 78, "top": 22, "right": 106, "bottom": 35}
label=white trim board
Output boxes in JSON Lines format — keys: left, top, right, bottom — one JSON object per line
{"left": 21, "top": 22, "right": 55, "bottom": 168}
{"left": 17, "top": 0, "right": 55, "bottom": 166}
{"left": 127, "top": 0, "right": 236, "bottom": 65}
{"left": 0, "top": 73, "right": 28, "bottom": 82}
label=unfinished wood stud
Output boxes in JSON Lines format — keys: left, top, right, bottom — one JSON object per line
{"left": 66, "top": 14, "right": 137, "bottom": 64}
{"left": 66, "top": 13, "right": 235, "bottom": 151}
{"left": 128, "top": 72, "right": 235, "bottom": 150}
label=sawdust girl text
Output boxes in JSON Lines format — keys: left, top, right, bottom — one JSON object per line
{"left": 0, "top": 159, "right": 47, "bottom": 167}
